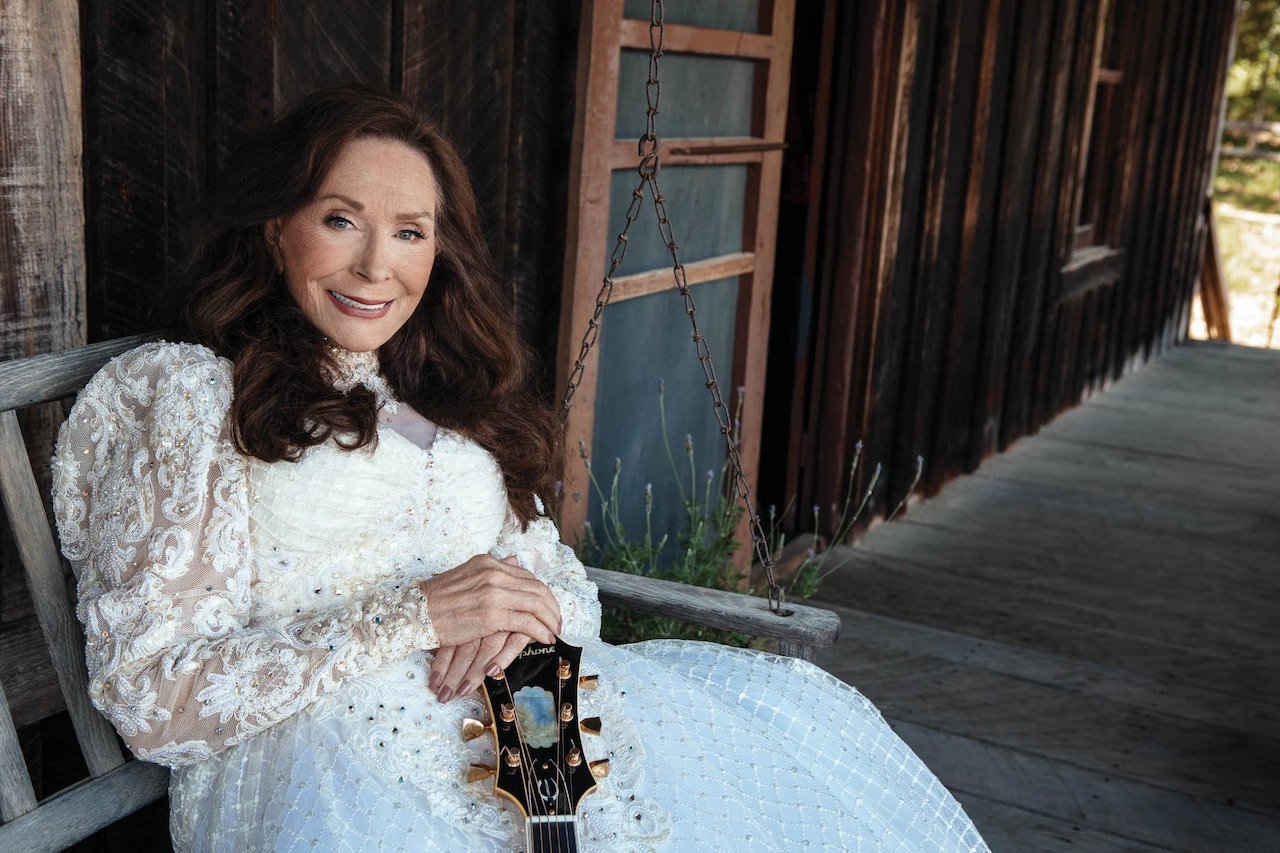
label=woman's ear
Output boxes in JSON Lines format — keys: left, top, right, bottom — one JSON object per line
{"left": 264, "top": 219, "right": 284, "bottom": 272}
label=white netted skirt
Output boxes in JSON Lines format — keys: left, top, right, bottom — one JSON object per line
{"left": 169, "top": 640, "right": 988, "bottom": 852}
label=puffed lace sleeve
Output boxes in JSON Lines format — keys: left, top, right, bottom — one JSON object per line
{"left": 490, "top": 496, "right": 602, "bottom": 644}
{"left": 50, "top": 341, "right": 440, "bottom": 768}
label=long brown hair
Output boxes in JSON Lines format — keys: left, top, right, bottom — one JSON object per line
{"left": 172, "top": 84, "right": 560, "bottom": 526}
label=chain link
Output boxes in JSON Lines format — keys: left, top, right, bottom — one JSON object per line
{"left": 561, "top": 0, "right": 785, "bottom": 614}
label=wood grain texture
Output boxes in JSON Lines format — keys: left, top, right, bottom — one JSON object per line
{"left": 0, "top": 0, "right": 86, "bottom": 357}
{"left": 273, "top": 0, "right": 391, "bottom": 109}
{"left": 0, "top": 677, "right": 37, "bottom": 821}
{"left": 0, "top": 759, "right": 167, "bottom": 851}
{"left": 80, "top": 0, "right": 207, "bottom": 343}
{"left": 585, "top": 566, "right": 839, "bottom": 650}
{"left": 0, "top": 334, "right": 156, "bottom": 412}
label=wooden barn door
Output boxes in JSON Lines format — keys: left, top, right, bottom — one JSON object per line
{"left": 556, "top": 0, "right": 795, "bottom": 559}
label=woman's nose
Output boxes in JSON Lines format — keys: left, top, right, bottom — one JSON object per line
{"left": 352, "top": 235, "right": 392, "bottom": 282}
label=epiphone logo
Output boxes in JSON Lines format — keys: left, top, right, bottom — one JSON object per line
{"left": 518, "top": 646, "right": 556, "bottom": 658}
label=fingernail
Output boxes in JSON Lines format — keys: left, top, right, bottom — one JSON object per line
{"left": 428, "top": 674, "right": 440, "bottom": 690}
{"left": 486, "top": 664, "right": 501, "bottom": 678}
{"left": 438, "top": 687, "right": 453, "bottom": 703}
{"left": 461, "top": 681, "right": 476, "bottom": 696}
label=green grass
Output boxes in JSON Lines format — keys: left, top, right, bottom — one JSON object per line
{"left": 1214, "top": 158, "right": 1280, "bottom": 213}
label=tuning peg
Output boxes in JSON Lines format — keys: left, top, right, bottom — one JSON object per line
{"left": 579, "top": 716, "right": 602, "bottom": 736}
{"left": 467, "top": 764, "right": 495, "bottom": 783}
{"left": 589, "top": 759, "right": 610, "bottom": 779}
{"left": 504, "top": 747, "right": 523, "bottom": 768}
{"left": 558, "top": 658, "right": 572, "bottom": 680}
{"left": 559, "top": 702, "right": 575, "bottom": 722}
{"left": 461, "top": 717, "right": 490, "bottom": 742}
{"left": 578, "top": 674, "right": 599, "bottom": 690}
{"left": 566, "top": 745, "right": 582, "bottom": 767}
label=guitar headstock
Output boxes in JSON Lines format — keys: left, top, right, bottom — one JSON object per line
{"left": 464, "top": 637, "right": 605, "bottom": 823}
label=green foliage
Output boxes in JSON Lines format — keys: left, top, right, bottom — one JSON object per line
{"left": 569, "top": 380, "right": 922, "bottom": 647}
{"left": 573, "top": 382, "right": 754, "bottom": 647}
{"left": 1216, "top": 158, "right": 1280, "bottom": 211}
{"left": 1225, "top": 0, "right": 1280, "bottom": 122}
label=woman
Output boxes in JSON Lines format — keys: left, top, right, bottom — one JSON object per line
{"left": 52, "top": 85, "right": 988, "bottom": 851}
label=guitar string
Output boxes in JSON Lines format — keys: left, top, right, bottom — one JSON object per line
{"left": 501, "top": 671, "right": 551, "bottom": 850}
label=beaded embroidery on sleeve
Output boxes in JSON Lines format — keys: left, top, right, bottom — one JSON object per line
{"left": 51, "top": 341, "right": 440, "bottom": 768}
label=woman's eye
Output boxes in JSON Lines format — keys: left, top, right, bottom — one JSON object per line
{"left": 324, "top": 214, "right": 355, "bottom": 230}
{"left": 397, "top": 228, "right": 427, "bottom": 241}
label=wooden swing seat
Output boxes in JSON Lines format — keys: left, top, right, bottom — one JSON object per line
{"left": 0, "top": 334, "right": 840, "bottom": 851}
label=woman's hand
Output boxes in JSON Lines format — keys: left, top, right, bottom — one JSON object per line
{"left": 429, "top": 630, "right": 534, "bottom": 703}
{"left": 417, "top": 554, "right": 560, "bottom": 701}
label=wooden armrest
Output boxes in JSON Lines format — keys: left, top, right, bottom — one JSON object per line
{"left": 584, "top": 566, "right": 841, "bottom": 654}
{"left": 0, "top": 333, "right": 158, "bottom": 411}
{"left": 0, "top": 759, "right": 167, "bottom": 852}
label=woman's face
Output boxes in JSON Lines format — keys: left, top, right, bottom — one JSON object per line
{"left": 269, "top": 136, "right": 439, "bottom": 353}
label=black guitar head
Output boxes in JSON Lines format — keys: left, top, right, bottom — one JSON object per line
{"left": 475, "top": 637, "right": 601, "bottom": 822}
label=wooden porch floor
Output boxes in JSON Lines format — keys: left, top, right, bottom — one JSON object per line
{"left": 812, "top": 340, "right": 1280, "bottom": 852}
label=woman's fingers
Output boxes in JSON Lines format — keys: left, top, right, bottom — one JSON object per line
{"left": 484, "top": 632, "right": 533, "bottom": 679}
{"left": 429, "top": 645, "right": 455, "bottom": 692}
{"left": 436, "top": 638, "right": 482, "bottom": 703}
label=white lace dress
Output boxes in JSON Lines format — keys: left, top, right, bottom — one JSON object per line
{"left": 51, "top": 341, "right": 988, "bottom": 852}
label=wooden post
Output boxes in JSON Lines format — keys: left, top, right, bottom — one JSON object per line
{"left": 0, "top": 0, "right": 86, "bottom": 358}
{"left": 0, "top": 0, "right": 88, "bottom": 733}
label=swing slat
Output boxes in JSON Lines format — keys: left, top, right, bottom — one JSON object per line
{"left": 587, "top": 567, "right": 840, "bottom": 661}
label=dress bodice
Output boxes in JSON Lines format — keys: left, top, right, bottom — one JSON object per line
{"left": 245, "top": 424, "right": 508, "bottom": 625}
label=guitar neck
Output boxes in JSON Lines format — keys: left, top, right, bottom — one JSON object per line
{"left": 526, "top": 816, "right": 578, "bottom": 853}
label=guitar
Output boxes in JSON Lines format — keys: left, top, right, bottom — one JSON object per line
{"left": 462, "top": 637, "right": 606, "bottom": 852}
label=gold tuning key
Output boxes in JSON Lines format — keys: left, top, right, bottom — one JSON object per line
{"left": 566, "top": 745, "right": 582, "bottom": 767}
{"left": 461, "top": 717, "right": 489, "bottom": 742}
{"left": 588, "top": 759, "right": 610, "bottom": 779}
{"left": 578, "top": 674, "right": 599, "bottom": 690}
{"left": 558, "top": 658, "right": 572, "bottom": 680}
{"left": 579, "top": 716, "right": 602, "bottom": 736}
{"left": 559, "top": 702, "right": 575, "bottom": 722}
{"left": 467, "top": 764, "right": 495, "bottom": 783}
{"left": 504, "top": 747, "right": 523, "bottom": 768}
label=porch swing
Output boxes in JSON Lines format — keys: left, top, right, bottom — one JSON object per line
{"left": 0, "top": 2, "right": 837, "bottom": 848}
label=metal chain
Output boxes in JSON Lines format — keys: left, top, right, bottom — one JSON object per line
{"left": 561, "top": 0, "right": 785, "bottom": 613}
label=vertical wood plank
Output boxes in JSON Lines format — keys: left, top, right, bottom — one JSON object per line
{"left": 891, "top": 0, "right": 986, "bottom": 504}
{"left": 0, "top": 0, "right": 86, "bottom": 355}
{"left": 975, "top": 2, "right": 1053, "bottom": 459}
{"left": 729, "top": 0, "right": 795, "bottom": 569}
{"left": 273, "top": 0, "right": 392, "bottom": 109}
{"left": 999, "top": 0, "right": 1078, "bottom": 445}
{"left": 554, "top": 0, "right": 623, "bottom": 537}
{"left": 208, "top": 0, "right": 276, "bottom": 176}
{"left": 0, "top": 0, "right": 89, "bottom": 751}
{"left": 856, "top": 0, "right": 940, "bottom": 523}
{"left": 930, "top": 0, "right": 1015, "bottom": 487}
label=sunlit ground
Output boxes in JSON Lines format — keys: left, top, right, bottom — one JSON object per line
{"left": 1190, "top": 159, "right": 1280, "bottom": 349}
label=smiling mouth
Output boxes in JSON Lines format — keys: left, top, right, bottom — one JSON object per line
{"left": 329, "top": 290, "right": 392, "bottom": 311}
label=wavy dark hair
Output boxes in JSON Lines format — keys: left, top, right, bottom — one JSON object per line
{"left": 169, "top": 84, "right": 560, "bottom": 526}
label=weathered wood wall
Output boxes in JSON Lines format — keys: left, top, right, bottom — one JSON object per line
{"left": 763, "top": 0, "right": 1241, "bottom": 535}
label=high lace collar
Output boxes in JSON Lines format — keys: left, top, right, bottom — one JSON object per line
{"left": 321, "top": 342, "right": 400, "bottom": 413}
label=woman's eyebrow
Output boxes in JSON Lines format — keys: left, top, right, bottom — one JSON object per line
{"left": 317, "top": 193, "right": 434, "bottom": 221}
